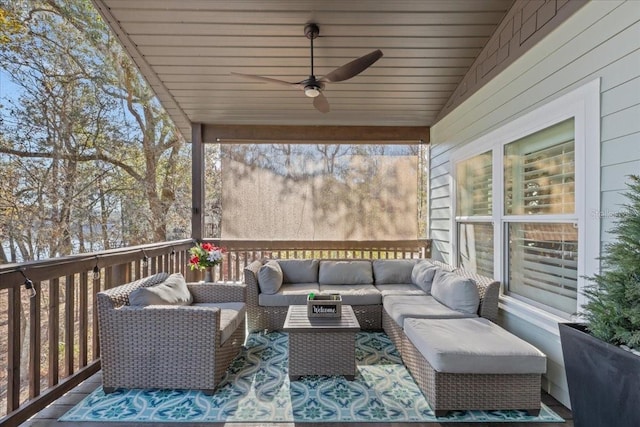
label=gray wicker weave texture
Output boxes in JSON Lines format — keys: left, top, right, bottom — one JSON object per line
{"left": 284, "top": 305, "right": 360, "bottom": 380}
{"left": 382, "top": 309, "right": 404, "bottom": 355}
{"left": 401, "top": 333, "right": 541, "bottom": 416}
{"left": 97, "top": 276, "right": 247, "bottom": 394}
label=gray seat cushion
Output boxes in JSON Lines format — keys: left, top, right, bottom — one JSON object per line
{"left": 375, "top": 283, "right": 427, "bottom": 297}
{"left": 404, "top": 317, "right": 547, "bottom": 374}
{"left": 383, "top": 295, "right": 477, "bottom": 326}
{"left": 278, "top": 259, "right": 319, "bottom": 284}
{"left": 258, "top": 283, "right": 320, "bottom": 306}
{"left": 319, "top": 260, "right": 373, "bottom": 285}
{"left": 318, "top": 284, "right": 381, "bottom": 305}
{"left": 193, "top": 302, "right": 246, "bottom": 344}
{"left": 372, "top": 259, "right": 416, "bottom": 285}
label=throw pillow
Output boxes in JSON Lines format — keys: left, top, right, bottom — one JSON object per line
{"left": 129, "top": 273, "right": 193, "bottom": 306}
{"left": 372, "top": 259, "right": 416, "bottom": 285}
{"left": 258, "top": 260, "right": 283, "bottom": 294}
{"left": 411, "top": 260, "right": 439, "bottom": 294}
{"left": 431, "top": 269, "right": 480, "bottom": 315}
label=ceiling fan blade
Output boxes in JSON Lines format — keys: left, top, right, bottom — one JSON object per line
{"left": 319, "top": 49, "right": 383, "bottom": 83}
{"left": 313, "top": 92, "right": 330, "bottom": 113}
{"left": 231, "top": 72, "right": 299, "bottom": 88}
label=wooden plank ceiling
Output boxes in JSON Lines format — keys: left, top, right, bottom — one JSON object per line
{"left": 92, "top": 0, "right": 513, "bottom": 140}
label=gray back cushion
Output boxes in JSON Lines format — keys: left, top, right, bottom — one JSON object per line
{"left": 411, "top": 260, "right": 439, "bottom": 294}
{"left": 277, "top": 259, "right": 319, "bottom": 283}
{"left": 431, "top": 269, "right": 480, "bottom": 315}
{"left": 129, "top": 273, "right": 193, "bottom": 306}
{"left": 372, "top": 259, "right": 417, "bottom": 285}
{"left": 319, "top": 260, "right": 373, "bottom": 285}
{"left": 258, "top": 260, "right": 284, "bottom": 294}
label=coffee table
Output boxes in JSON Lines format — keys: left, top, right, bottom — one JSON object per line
{"left": 283, "top": 305, "right": 360, "bottom": 380}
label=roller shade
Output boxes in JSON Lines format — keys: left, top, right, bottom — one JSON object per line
{"left": 218, "top": 144, "right": 420, "bottom": 240}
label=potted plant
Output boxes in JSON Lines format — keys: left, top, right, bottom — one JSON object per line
{"left": 558, "top": 175, "right": 640, "bottom": 427}
{"left": 188, "top": 242, "right": 226, "bottom": 282}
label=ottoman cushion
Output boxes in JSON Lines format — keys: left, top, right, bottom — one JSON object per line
{"left": 404, "top": 317, "right": 546, "bottom": 374}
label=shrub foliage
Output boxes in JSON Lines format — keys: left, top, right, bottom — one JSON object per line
{"left": 584, "top": 175, "right": 640, "bottom": 349}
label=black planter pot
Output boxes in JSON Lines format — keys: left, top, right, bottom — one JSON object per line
{"left": 558, "top": 322, "right": 640, "bottom": 427}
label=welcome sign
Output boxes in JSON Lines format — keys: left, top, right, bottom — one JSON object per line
{"left": 307, "top": 294, "right": 342, "bottom": 318}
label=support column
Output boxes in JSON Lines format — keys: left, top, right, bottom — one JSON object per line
{"left": 191, "top": 123, "right": 204, "bottom": 240}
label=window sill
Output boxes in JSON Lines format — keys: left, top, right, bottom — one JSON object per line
{"left": 498, "top": 295, "right": 574, "bottom": 336}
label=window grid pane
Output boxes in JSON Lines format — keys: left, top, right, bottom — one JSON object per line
{"left": 458, "top": 222, "right": 494, "bottom": 277}
{"left": 507, "top": 222, "right": 578, "bottom": 314}
{"left": 505, "top": 119, "right": 575, "bottom": 215}
{"left": 456, "top": 151, "right": 492, "bottom": 216}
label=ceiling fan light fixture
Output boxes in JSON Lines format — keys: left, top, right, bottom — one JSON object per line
{"left": 304, "top": 85, "right": 320, "bottom": 98}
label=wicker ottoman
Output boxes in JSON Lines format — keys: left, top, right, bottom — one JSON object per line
{"left": 283, "top": 305, "right": 360, "bottom": 380}
{"left": 402, "top": 317, "right": 546, "bottom": 417}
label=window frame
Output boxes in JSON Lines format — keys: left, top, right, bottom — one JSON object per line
{"left": 450, "top": 79, "right": 600, "bottom": 331}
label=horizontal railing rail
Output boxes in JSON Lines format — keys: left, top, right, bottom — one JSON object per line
{"left": 0, "top": 238, "right": 430, "bottom": 426}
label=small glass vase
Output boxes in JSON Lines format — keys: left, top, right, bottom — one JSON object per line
{"left": 203, "top": 267, "right": 214, "bottom": 283}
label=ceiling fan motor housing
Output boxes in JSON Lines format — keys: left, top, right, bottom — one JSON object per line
{"left": 304, "top": 23, "right": 320, "bottom": 39}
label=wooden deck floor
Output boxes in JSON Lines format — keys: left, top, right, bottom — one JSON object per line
{"left": 21, "top": 371, "right": 573, "bottom": 427}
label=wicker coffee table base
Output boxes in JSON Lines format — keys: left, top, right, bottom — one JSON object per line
{"left": 289, "top": 331, "right": 356, "bottom": 380}
{"left": 401, "top": 334, "right": 541, "bottom": 417}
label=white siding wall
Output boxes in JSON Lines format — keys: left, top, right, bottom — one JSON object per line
{"left": 429, "top": 0, "right": 640, "bottom": 407}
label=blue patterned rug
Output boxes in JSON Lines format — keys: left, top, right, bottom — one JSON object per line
{"left": 61, "top": 332, "right": 563, "bottom": 423}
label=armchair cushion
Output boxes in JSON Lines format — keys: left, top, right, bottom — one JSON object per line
{"left": 129, "top": 273, "right": 192, "bottom": 306}
{"left": 193, "top": 302, "right": 246, "bottom": 344}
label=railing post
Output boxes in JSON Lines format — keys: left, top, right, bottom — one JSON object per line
{"left": 64, "top": 275, "right": 75, "bottom": 377}
{"left": 29, "top": 282, "right": 41, "bottom": 399}
{"left": 111, "top": 263, "right": 129, "bottom": 287}
{"left": 48, "top": 279, "right": 59, "bottom": 387}
{"left": 7, "top": 287, "right": 21, "bottom": 413}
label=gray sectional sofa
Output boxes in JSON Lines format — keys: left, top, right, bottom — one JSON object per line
{"left": 243, "top": 257, "right": 546, "bottom": 415}
{"left": 243, "top": 258, "right": 500, "bottom": 334}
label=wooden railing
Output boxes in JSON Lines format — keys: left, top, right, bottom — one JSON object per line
{"left": 0, "top": 238, "right": 430, "bottom": 426}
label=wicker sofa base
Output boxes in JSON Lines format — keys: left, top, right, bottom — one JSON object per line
{"left": 401, "top": 334, "right": 541, "bottom": 416}
{"left": 248, "top": 304, "right": 381, "bottom": 332}
{"left": 382, "top": 309, "right": 403, "bottom": 356}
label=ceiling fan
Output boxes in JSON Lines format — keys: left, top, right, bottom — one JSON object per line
{"left": 231, "top": 23, "right": 383, "bottom": 113}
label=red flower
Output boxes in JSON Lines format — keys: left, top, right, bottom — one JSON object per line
{"left": 189, "top": 255, "right": 200, "bottom": 265}
{"left": 201, "top": 242, "right": 214, "bottom": 251}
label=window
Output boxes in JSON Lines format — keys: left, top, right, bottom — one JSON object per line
{"left": 451, "top": 80, "right": 600, "bottom": 319}
{"left": 455, "top": 151, "right": 494, "bottom": 276}
{"left": 504, "top": 119, "right": 578, "bottom": 313}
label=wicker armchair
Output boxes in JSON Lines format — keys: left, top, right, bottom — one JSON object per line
{"left": 97, "top": 273, "right": 246, "bottom": 394}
